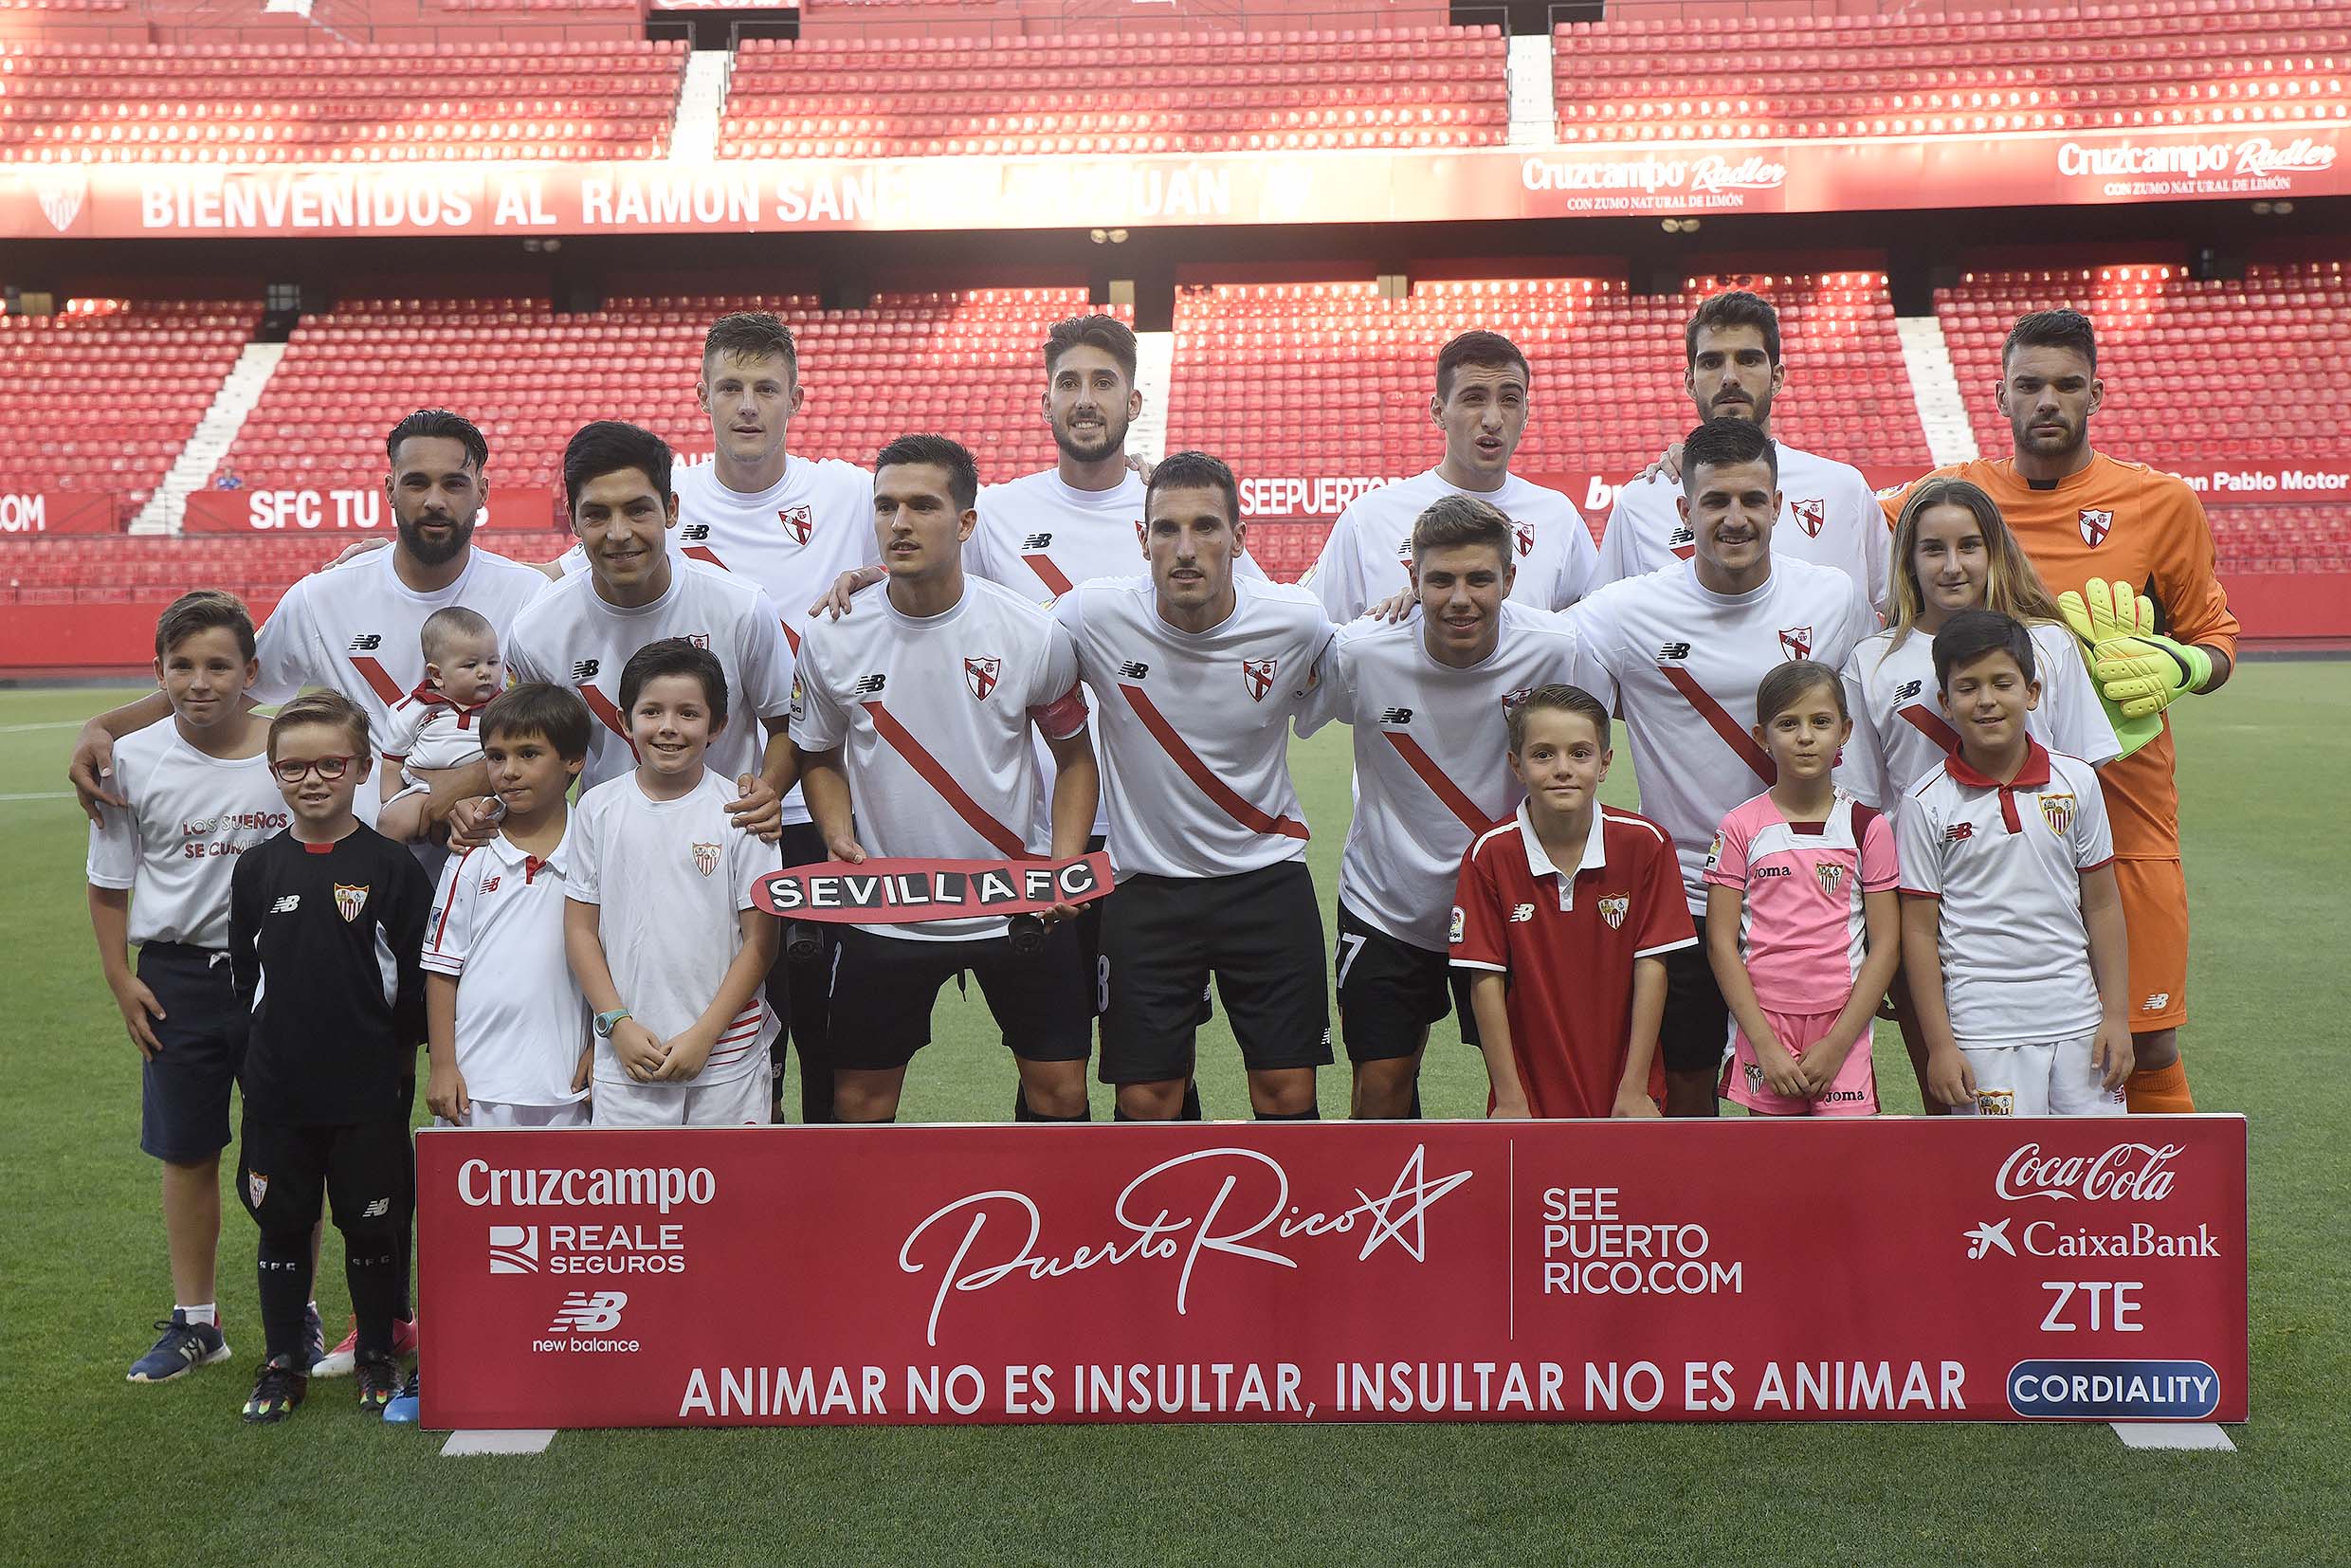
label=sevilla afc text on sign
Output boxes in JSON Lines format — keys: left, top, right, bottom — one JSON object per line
{"left": 416, "top": 1116, "right": 2248, "bottom": 1430}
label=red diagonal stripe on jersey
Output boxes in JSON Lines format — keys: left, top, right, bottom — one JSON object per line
{"left": 1022, "top": 554, "right": 1076, "bottom": 597}
{"left": 1895, "top": 702, "right": 1963, "bottom": 755}
{"left": 578, "top": 686, "right": 641, "bottom": 761}
{"left": 429, "top": 847, "right": 475, "bottom": 952}
{"left": 347, "top": 654, "right": 403, "bottom": 705}
{"left": 1658, "top": 664, "right": 1777, "bottom": 784}
{"left": 1383, "top": 732, "right": 1493, "bottom": 832}
{"left": 862, "top": 701, "right": 1033, "bottom": 859}
{"left": 1117, "top": 683, "right": 1309, "bottom": 841}
{"left": 687, "top": 542, "right": 801, "bottom": 650}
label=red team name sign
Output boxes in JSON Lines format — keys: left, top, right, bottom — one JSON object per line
{"left": 416, "top": 1116, "right": 2248, "bottom": 1430}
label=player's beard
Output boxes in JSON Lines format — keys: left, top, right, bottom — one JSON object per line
{"left": 397, "top": 510, "right": 476, "bottom": 567}
{"left": 1053, "top": 410, "right": 1126, "bottom": 465}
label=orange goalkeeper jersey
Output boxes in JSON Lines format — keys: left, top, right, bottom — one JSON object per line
{"left": 1879, "top": 452, "right": 2240, "bottom": 859}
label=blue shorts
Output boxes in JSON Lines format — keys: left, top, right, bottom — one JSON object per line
{"left": 137, "top": 941, "right": 243, "bottom": 1164}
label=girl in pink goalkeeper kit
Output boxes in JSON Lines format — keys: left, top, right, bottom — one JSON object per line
{"left": 1704, "top": 661, "right": 1903, "bottom": 1115}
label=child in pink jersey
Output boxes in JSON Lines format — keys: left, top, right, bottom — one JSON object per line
{"left": 1704, "top": 660, "right": 1903, "bottom": 1115}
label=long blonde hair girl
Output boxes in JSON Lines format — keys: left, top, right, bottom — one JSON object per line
{"left": 1886, "top": 479, "right": 2065, "bottom": 649}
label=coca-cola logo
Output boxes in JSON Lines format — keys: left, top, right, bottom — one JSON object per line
{"left": 1995, "top": 1141, "right": 2182, "bottom": 1203}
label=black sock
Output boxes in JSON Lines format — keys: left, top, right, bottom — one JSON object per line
{"left": 1256, "top": 1105, "right": 1321, "bottom": 1121}
{"left": 1014, "top": 1086, "right": 1090, "bottom": 1123}
{"left": 256, "top": 1231, "right": 315, "bottom": 1366}
{"left": 1178, "top": 1081, "right": 1204, "bottom": 1121}
{"left": 345, "top": 1233, "right": 405, "bottom": 1362}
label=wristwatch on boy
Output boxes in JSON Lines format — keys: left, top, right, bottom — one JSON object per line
{"left": 592, "top": 1009, "right": 631, "bottom": 1039}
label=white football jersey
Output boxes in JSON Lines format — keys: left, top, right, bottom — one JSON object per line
{"left": 1297, "top": 601, "right": 1585, "bottom": 951}
{"left": 87, "top": 720, "right": 280, "bottom": 949}
{"left": 1595, "top": 445, "right": 1891, "bottom": 611}
{"left": 793, "top": 576, "right": 1086, "bottom": 941}
{"left": 1054, "top": 574, "right": 1335, "bottom": 882}
{"left": 379, "top": 692, "right": 487, "bottom": 772}
{"left": 568, "top": 768, "right": 780, "bottom": 1086}
{"left": 422, "top": 826, "right": 592, "bottom": 1107}
{"left": 1562, "top": 556, "right": 1878, "bottom": 911}
{"left": 1896, "top": 745, "right": 2114, "bottom": 1048}
{"left": 968, "top": 465, "right": 1264, "bottom": 840}
{"left": 1303, "top": 467, "right": 1598, "bottom": 623}
{"left": 1839, "top": 621, "right": 2119, "bottom": 809}
{"left": 252, "top": 543, "right": 550, "bottom": 735}
{"left": 504, "top": 559, "right": 796, "bottom": 796}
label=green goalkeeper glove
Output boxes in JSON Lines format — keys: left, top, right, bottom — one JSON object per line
{"left": 2057, "top": 578, "right": 2214, "bottom": 738}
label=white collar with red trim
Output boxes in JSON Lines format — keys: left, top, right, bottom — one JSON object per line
{"left": 1943, "top": 739, "right": 2053, "bottom": 834}
{"left": 1514, "top": 799, "right": 1609, "bottom": 882}
{"left": 481, "top": 821, "right": 574, "bottom": 884}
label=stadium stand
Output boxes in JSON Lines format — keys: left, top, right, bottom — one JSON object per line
{"left": 1164, "top": 273, "right": 1931, "bottom": 484}
{"left": 0, "top": 530, "right": 573, "bottom": 610}
{"left": 0, "top": 39, "right": 684, "bottom": 162}
{"left": 218, "top": 286, "right": 1121, "bottom": 493}
{"left": 0, "top": 298, "right": 258, "bottom": 524}
{"left": 717, "top": 27, "right": 1507, "bottom": 159}
{"left": 1555, "top": 0, "right": 2351, "bottom": 142}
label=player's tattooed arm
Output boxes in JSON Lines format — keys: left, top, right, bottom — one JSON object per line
{"left": 1899, "top": 894, "right": 1975, "bottom": 1108}
{"left": 2079, "top": 864, "right": 2135, "bottom": 1091}
{"left": 1613, "top": 957, "right": 1668, "bottom": 1118}
{"left": 1469, "top": 974, "right": 1531, "bottom": 1118}
{"left": 800, "top": 747, "right": 864, "bottom": 864}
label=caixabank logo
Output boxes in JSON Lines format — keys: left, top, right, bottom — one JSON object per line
{"left": 2006, "top": 1359, "right": 2221, "bottom": 1420}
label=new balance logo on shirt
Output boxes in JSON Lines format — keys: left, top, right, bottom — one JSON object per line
{"left": 572, "top": 659, "right": 600, "bottom": 683}
{"left": 1509, "top": 903, "right": 1536, "bottom": 922}
{"left": 1944, "top": 823, "right": 1976, "bottom": 842}
{"left": 1023, "top": 532, "right": 1054, "bottom": 550}
{"left": 347, "top": 633, "right": 381, "bottom": 651}
{"left": 682, "top": 523, "right": 711, "bottom": 542}
{"left": 1118, "top": 660, "right": 1150, "bottom": 681}
{"left": 852, "top": 673, "right": 887, "bottom": 697}
{"left": 1377, "top": 707, "right": 1414, "bottom": 725}
{"left": 270, "top": 894, "right": 301, "bottom": 913}
{"left": 1895, "top": 679, "right": 1923, "bottom": 703}
{"left": 1658, "top": 641, "right": 1693, "bottom": 662}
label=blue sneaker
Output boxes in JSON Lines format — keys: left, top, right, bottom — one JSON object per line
{"left": 382, "top": 1365, "right": 421, "bottom": 1425}
{"left": 128, "top": 1311, "right": 230, "bottom": 1383}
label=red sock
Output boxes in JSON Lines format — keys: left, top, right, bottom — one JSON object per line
{"left": 2125, "top": 1059, "right": 2195, "bottom": 1114}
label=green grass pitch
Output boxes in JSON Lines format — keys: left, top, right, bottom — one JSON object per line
{"left": 4, "top": 665, "right": 2344, "bottom": 1566}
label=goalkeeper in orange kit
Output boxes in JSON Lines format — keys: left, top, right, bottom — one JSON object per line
{"left": 1880, "top": 309, "right": 2237, "bottom": 1115}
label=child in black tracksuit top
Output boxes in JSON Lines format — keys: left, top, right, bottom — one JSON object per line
{"left": 227, "top": 691, "right": 430, "bottom": 1423}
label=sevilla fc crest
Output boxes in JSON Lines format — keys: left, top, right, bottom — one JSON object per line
{"left": 2041, "top": 794, "right": 2077, "bottom": 836}
{"left": 1778, "top": 626, "right": 1813, "bottom": 661}
{"left": 1241, "top": 658, "right": 1277, "bottom": 702}
{"left": 1791, "top": 498, "right": 1826, "bottom": 538}
{"left": 779, "top": 505, "right": 813, "bottom": 545}
{"left": 333, "top": 884, "right": 368, "bottom": 923}
{"left": 1512, "top": 520, "right": 1536, "bottom": 557}
{"left": 2078, "top": 508, "right": 2113, "bottom": 548}
{"left": 1815, "top": 863, "right": 1846, "bottom": 898}
{"left": 965, "top": 656, "right": 1002, "bottom": 701}
{"left": 692, "top": 842, "right": 720, "bottom": 877}
{"left": 1597, "top": 895, "right": 1630, "bottom": 930}
{"left": 246, "top": 1173, "right": 268, "bottom": 1208}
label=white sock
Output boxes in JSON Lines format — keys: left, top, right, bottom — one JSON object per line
{"left": 178, "top": 1303, "right": 217, "bottom": 1327}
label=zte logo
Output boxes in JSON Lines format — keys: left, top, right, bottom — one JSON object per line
{"left": 1378, "top": 707, "right": 1414, "bottom": 725}
{"left": 1657, "top": 641, "right": 1693, "bottom": 662}
{"left": 1895, "top": 680, "right": 1923, "bottom": 702}
{"left": 852, "top": 673, "right": 887, "bottom": 697}
{"left": 572, "top": 659, "right": 600, "bottom": 683}
{"left": 683, "top": 523, "right": 711, "bottom": 541}
{"left": 347, "top": 633, "right": 381, "bottom": 651}
{"left": 489, "top": 1225, "right": 540, "bottom": 1274}
{"left": 1023, "top": 533, "right": 1054, "bottom": 550}
{"left": 547, "top": 1291, "right": 628, "bottom": 1334}
{"left": 1118, "top": 661, "right": 1150, "bottom": 681}
{"left": 1944, "top": 823, "right": 1976, "bottom": 842}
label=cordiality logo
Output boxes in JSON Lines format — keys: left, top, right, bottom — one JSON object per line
{"left": 2006, "top": 1358, "right": 2221, "bottom": 1420}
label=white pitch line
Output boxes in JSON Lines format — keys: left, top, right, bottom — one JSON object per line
{"left": 0, "top": 791, "right": 73, "bottom": 803}
{"left": 441, "top": 1429, "right": 556, "bottom": 1456}
{"left": 0, "top": 720, "right": 85, "bottom": 734}
{"left": 2112, "top": 1422, "right": 2237, "bottom": 1451}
